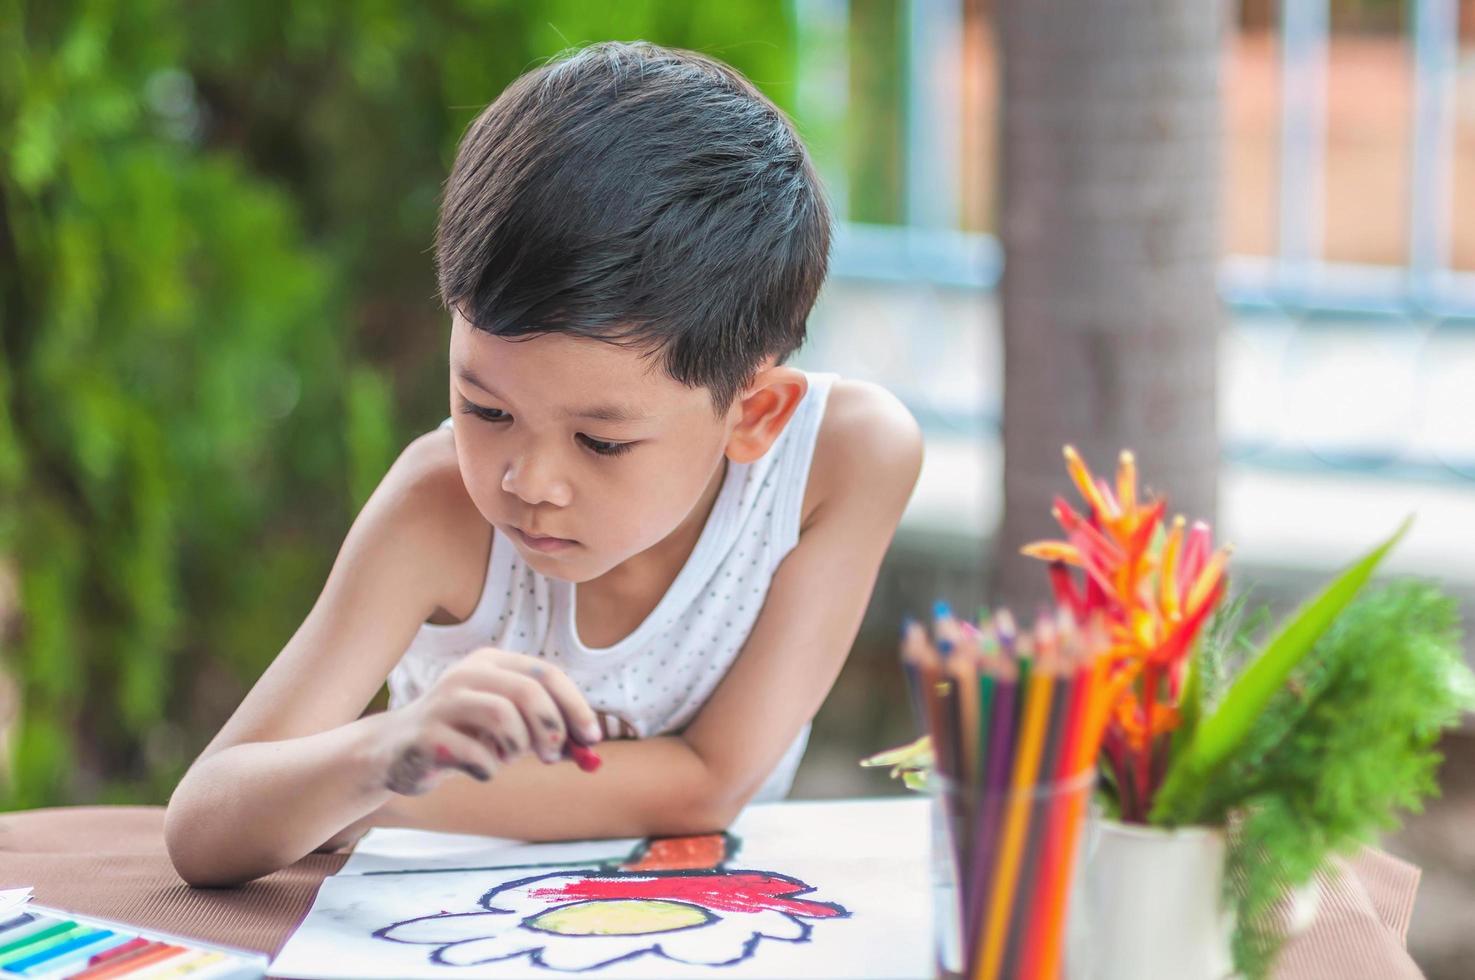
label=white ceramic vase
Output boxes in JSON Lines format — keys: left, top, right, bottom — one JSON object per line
{"left": 1068, "top": 816, "right": 1236, "bottom": 980}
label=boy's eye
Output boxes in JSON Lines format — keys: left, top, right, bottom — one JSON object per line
{"left": 578, "top": 434, "right": 635, "bottom": 457}
{"left": 461, "top": 401, "right": 510, "bottom": 423}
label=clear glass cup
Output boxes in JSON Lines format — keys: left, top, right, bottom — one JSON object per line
{"left": 931, "top": 770, "right": 1096, "bottom": 980}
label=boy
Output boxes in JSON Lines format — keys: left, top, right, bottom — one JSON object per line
{"left": 166, "top": 41, "right": 921, "bottom": 886}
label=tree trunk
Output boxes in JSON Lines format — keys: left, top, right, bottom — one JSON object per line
{"left": 995, "top": 0, "right": 1226, "bottom": 611}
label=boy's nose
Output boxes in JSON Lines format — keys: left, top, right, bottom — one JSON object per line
{"left": 501, "top": 455, "right": 572, "bottom": 508}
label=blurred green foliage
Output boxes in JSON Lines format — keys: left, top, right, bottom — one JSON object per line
{"left": 1218, "top": 583, "right": 1470, "bottom": 977}
{"left": 847, "top": 0, "right": 904, "bottom": 226}
{"left": 0, "top": 0, "right": 796, "bottom": 808}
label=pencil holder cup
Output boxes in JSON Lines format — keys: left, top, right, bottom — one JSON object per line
{"left": 929, "top": 775, "right": 965, "bottom": 979}
{"left": 930, "top": 770, "right": 1096, "bottom": 980}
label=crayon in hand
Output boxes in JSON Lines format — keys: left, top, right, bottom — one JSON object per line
{"left": 564, "top": 740, "right": 603, "bottom": 773}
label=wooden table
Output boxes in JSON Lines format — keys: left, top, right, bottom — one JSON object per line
{"left": 0, "top": 805, "right": 1426, "bottom": 978}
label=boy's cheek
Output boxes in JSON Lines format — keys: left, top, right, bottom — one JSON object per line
{"left": 456, "top": 460, "right": 506, "bottom": 518}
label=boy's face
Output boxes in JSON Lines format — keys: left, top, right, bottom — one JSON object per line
{"left": 447, "top": 312, "right": 739, "bottom": 584}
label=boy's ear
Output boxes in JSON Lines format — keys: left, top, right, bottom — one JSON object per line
{"left": 725, "top": 366, "right": 808, "bottom": 464}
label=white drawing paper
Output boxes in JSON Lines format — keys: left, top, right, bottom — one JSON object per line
{"left": 272, "top": 797, "right": 930, "bottom": 979}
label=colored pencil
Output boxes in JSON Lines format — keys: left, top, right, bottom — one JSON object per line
{"left": 1002, "top": 657, "right": 1074, "bottom": 976}
{"left": 902, "top": 620, "right": 943, "bottom": 771}
{"left": 900, "top": 622, "right": 928, "bottom": 733}
{"left": 974, "top": 668, "right": 997, "bottom": 793}
{"left": 961, "top": 662, "right": 1017, "bottom": 965}
{"left": 949, "top": 633, "right": 982, "bottom": 786}
{"left": 1015, "top": 661, "right": 1093, "bottom": 977}
{"left": 945, "top": 629, "right": 982, "bottom": 879}
{"left": 976, "top": 645, "right": 1055, "bottom": 980}
{"left": 1031, "top": 641, "right": 1113, "bottom": 980}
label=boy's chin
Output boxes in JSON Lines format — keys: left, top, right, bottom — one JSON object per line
{"left": 514, "top": 544, "right": 603, "bottom": 584}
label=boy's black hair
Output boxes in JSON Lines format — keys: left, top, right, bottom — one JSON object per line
{"left": 436, "top": 41, "right": 831, "bottom": 412}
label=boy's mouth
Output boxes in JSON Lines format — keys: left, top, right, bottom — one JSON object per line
{"left": 509, "top": 525, "right": 579, "bottom": 555}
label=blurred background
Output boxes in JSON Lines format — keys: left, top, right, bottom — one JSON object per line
{"left": 1, "top": 0, "right": 1472, "bottom": 973}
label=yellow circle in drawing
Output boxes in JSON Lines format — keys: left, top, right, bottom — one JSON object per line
{"left": 526, "top": 899, "right": 715, "bottom": 937}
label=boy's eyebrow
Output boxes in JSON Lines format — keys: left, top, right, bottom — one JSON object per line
{"left": 456, "top": 365, "right": 504, "bottom": 400}
{"left": 456, "top": 365, "right": 651, "bottom": 423}
{"left": 564, "top": 403, "right": 651, "bottom": 424}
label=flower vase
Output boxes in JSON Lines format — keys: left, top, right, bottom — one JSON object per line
{"left": 1069, "top": 816, "right": 1236, "bottom": 980}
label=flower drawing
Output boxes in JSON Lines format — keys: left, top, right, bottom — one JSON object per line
{"left": 374, "top": 833, "right": 849, "bottom": 972}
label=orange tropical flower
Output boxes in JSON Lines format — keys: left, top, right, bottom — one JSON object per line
{"left": 1023, "top": 446, "right": 1230, "bottom": 820}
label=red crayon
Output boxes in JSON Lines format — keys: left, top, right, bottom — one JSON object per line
{"left": 564, "top": 741, "right": 603, "bottom": 773}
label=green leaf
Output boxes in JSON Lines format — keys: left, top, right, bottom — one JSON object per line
{"left": 860, "top": 735, "right": 933, "bottom": 792}
{"left": 1151, "top": 517, "right": 1411, "bottom": 825}
{"left": 859, "top": 734, "right": 931, "bottom": 769}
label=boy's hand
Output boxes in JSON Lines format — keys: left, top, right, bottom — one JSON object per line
{"left": 374, "top": 648, "right": 602, "bottom": 796}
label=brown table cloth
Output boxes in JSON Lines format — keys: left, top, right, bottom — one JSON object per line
{"left": 0, "top": 805, "right": 1424, "bottom": 978}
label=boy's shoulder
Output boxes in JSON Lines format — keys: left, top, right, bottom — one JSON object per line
{"left": 371, "top": 427, "right": 491, "bottom": 624}
{"left": 802, "top": 378, "right": 924, "bottom": 529}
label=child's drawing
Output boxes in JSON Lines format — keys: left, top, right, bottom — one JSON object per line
{"left": 271, "top": 799, "right": 930, "bottom": 980}
{"left": 372, "top": 833, "right": 849, "bottom": 973}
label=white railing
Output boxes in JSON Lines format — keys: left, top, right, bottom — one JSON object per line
{"left": 794, "top": 0, "right": 1475, "bottom": 319}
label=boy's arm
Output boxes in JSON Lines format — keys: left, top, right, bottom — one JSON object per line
{"left": 374, "top": 382, "right": 924, "bottom": 838}
{"left": 165, "top": 432, "right": 508, "bottom": 884}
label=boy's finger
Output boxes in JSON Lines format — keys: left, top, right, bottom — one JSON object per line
{"left": 465, "top": 648, "right": 600, "bottom": 747}
{"left": 429, "top": 726, "right": 499, "bottom": 783}
{"left": 459, "top": 670, "right": 564, "bottom": 761}
{"left": 520, "top": 660, "right": 602, "bottom": 745}
{"left": 488, "top": 671, "right": 571, "bottom": 763}
{"left": 447, "top": 689, "right": 532, "bottom": 762}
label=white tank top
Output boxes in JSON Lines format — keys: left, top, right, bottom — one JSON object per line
{"left": 387, "top": 371, "right": 837, "bottom": 802}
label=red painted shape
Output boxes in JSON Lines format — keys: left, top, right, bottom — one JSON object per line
{"left": 621, "top": 835, "right": 726, "bottom": 872}
{"left": 529, "top": 873, "right": 844, "bottom": 919}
